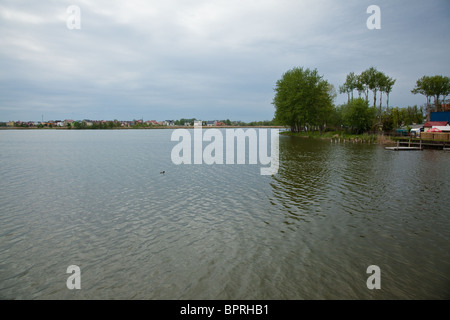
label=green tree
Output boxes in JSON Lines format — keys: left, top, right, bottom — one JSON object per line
{"left": 273, "top": 67, "right": 334, "bottom": 133}
{"left": 412, "top": 75, "right": 449, "bottom": 119}
{"left": 429, "top": 76, "right": 449, "bottom": 111}
{"left": 342, "top": 98, "right": 376, "bottom": 134}
{"left": 383, "top": 76, "right": 396, "bottom": 110}
{"left": 340, "top": 72, "right": 357, "bottom": 103}
{"left": 381, "top": 110, "right": 394, "bottom": 131}
{"left": 339, "top": 84, "right": 351, "bottom": 104}
{"left": 377, "top": 72, "right": 388, "bottom": 111}
{"left": 355, "top": 74, "right": 367, "bottom": 100}
{"left": 347, "top": 72, "right": 357, "bottom": 101}
{"left": 73, "top": 121, "right": 86, "bottom": 129}
{"left": 359, "top": 68, "right": 373, "bottom": 103}
{"left": 359, "top": 67, "right": 386, "bottom": 111}
{"left": 328, "top": 105, "right": 344, "bottom": 130}
{"left": 412, "top": 76, "right": 433, "bottom": 112}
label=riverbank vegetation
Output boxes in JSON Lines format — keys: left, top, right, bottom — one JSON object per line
{"left": 273, "top": 66, "right": 449, "bottom": 136}
{"left": 282, "top": 130, "right": 379, "bottom": 143}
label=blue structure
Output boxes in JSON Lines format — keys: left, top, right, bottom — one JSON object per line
{"left": 431, "top": 112, "right": 450, "bottom": 122}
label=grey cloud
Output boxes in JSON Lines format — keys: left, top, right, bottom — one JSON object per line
{"left": 1, "top": 0, "right": 449, "bottom": 122}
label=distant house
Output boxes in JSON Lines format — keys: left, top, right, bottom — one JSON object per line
{"left": 206, "top": 120, "right": 216, "bottom": 127}
{"left": 82, "top": 120, "right": 93, "bottom": 127}
{"left": 164, "top": 120, "right": 175, "bottom": 126}
{"left": 194, "top": 120, "right": 202, "bottom": 127}
{"left": 6, "top": 121, "right": 15, "bottom": 127}
{"left": 423, "top": 121, "right": 449, "bottom": 132}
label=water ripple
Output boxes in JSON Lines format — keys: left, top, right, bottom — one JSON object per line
{"left": 0, "top": 131, "right": 449, "bottom": 299}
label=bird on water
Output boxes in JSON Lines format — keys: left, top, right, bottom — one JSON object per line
{"left": 160, "top": 171, "right": 165, "bottom": 174}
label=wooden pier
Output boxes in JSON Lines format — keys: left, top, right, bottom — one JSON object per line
{"left": 387, "top": 137, "right": 449, "bottom": 151}
{"left": 385, "top": 139, "right": 423, "bottom": 151}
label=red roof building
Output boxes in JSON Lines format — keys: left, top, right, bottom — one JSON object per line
{"left": 423, "top": 121, "right": 449, "bottom": 127}
{"left": 423, "top": 121, "right": 449, "bottom": 132}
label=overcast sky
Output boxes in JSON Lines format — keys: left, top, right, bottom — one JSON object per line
{"left": 0, "top": 0, "right": 449, "bottom": 122}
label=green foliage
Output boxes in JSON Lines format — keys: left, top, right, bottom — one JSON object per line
{"left": 388, "top": 105, "right": 424, "bottom": 128}
{"left": 174, "top": 118, "right": 195, "bottom": 126}
{"left": 341, "top": 98, "right": 376, "bottom": 134}
{"left": 412, "top": 75, "right": 450, "bottom": 112}
{"left": 339, "top": 72, "right": 357, "bottom": 103}
{"left": 273, "top": 66, "right": 334, "bottom": 133}
{"left": 341, "top": 68, "right": 396, "bottom": 114}
{"left": 244, "top": 120, "right": 276, "bottom": 126}
{"left": 73, "top": 121, "right": 86, "bottom": 129}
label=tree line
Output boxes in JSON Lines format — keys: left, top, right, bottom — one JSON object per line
{"left": 411, "top": 75, "right": 450, "bottom": 119}
{"left": 273, "top": 66, "right": 449, "bottom": 134}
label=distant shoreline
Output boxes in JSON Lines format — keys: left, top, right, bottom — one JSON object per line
{"left": 0, "top": 125, "right": 286, "bottom": 130}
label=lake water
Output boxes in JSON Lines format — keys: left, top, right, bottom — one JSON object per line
{"left": 0, "top": 129, "right": 449, "bottom": 299}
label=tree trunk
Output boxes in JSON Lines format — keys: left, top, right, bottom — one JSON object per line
{"left": 373, "top": 90, "right": 377, "bottom": 108}
{"left": 435, "top": 95, "right": 441, "bottom": 112}
{"left": 379, "top": 91, "right": 383, "bottom": 112}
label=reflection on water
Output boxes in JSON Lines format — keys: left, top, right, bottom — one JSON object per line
{"left": 268, "top": 135, "right": 450, "bottom": 299}
{"left": 0, "top": 130, "right": 449, "bottom": 299}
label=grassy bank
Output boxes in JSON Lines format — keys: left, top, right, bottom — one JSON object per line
{"left": 281, "top": 130, "right": 395, "bottom": 144}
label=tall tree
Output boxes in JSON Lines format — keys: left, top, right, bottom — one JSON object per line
{"left": 339, "top": 84, "right": 351, "bottom": 104}
{"left": 355, "top": 74, "right": 366, "bottom": 99}
{"left": 429, "top": 75, "right": 450, "bottom": 111}
{"left": 359, "top": 69, "right": 371, "bottom": 102}
{"left": 384, "top": 76, "right": 396, "bottom": 110}
{"left": 377, "top": 72, "right": 388, "bottom": 114}
{"left": 363, "top": 67, "right": 380, "bottom": 109}
{"left": 412, "top": 75, "right": 449, "bottom": 120}
{"left": 339, "top": 72, "right": 358, "bottom": 104}
{"left": 345, "top": 72, "right": 357, "bottom": 101}
{"left": 273, "top": 67, "right": 334, "bottom": 133}
{"left": 412, "top": 76, "right": 433, "bottom": 119}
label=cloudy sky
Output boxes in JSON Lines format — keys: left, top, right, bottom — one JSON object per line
{"left": 0, "top": 0, "right": 449, "bottom": 122}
